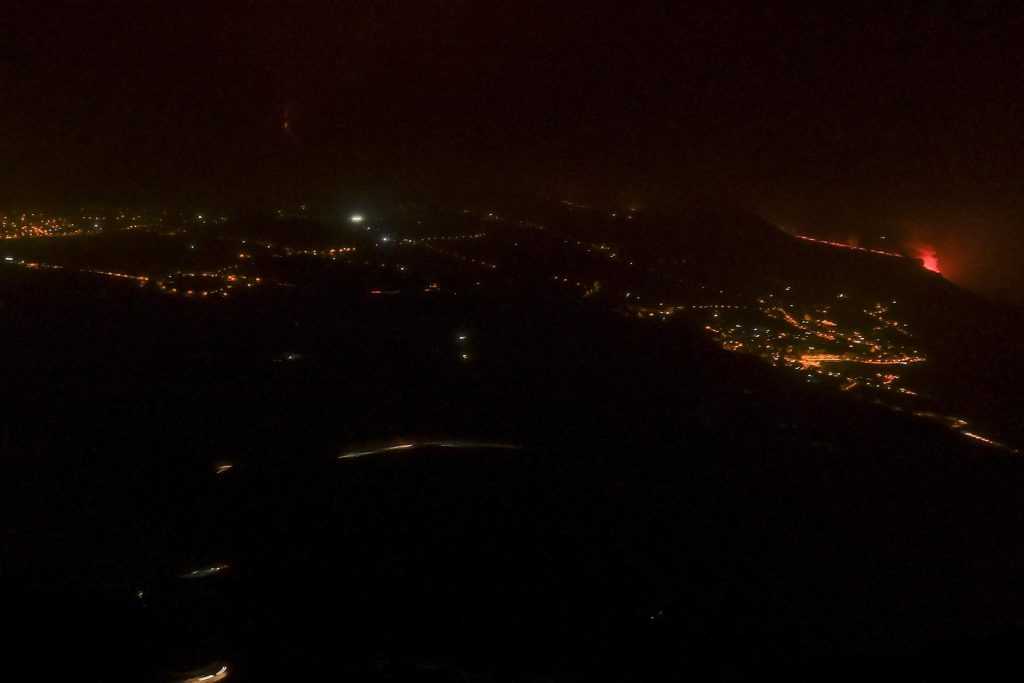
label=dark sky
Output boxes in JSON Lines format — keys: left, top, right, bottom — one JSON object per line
{"left": 3, "top": 1, "right": 1024, "bottom": 300}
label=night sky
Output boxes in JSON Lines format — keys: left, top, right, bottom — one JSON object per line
{"left": 4, "top": 2, "right": 1024, "bottom": 300}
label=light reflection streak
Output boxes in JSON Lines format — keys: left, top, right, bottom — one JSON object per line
{"left": 339, "top": 441, "right": 523, "bottom": 460}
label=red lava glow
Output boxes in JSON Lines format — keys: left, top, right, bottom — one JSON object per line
{"left": 792, "top": 232, "right": 943, "bottom": 275}
{"left": 792, "top": 234, "right": 902, "bottom": 258}
{"left": 915, "top": 245, "right": 940, "bottom": 273}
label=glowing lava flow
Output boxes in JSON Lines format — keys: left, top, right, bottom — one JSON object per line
{"left": 791, "top": 232, "right": 942, "bottom": 274}
{"left": 791, "top": 234, "right": 903, "bottom": 257}
{"left": 915, "top": 245, "right": 940, "bottom": 273}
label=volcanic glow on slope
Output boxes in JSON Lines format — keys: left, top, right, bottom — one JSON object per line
{"left": 790, "top": 232, "right": 942, "bottom": 274}
{"left": 915, "top": 245, "right": 941, "bottom": 273}
{"left": 792, "top": 234, "right": 903, "bottom": 258}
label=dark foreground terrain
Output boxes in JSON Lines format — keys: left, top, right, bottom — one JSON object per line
{"left": 2, "top": 202, "right": 1024, "bottom": 680}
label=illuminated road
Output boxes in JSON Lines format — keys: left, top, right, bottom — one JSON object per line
{"left": 338, "top": 440, "right": 524, "bottom": 460}
{"left": 179, "top": 665, "right": 229, "bottom": 683}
